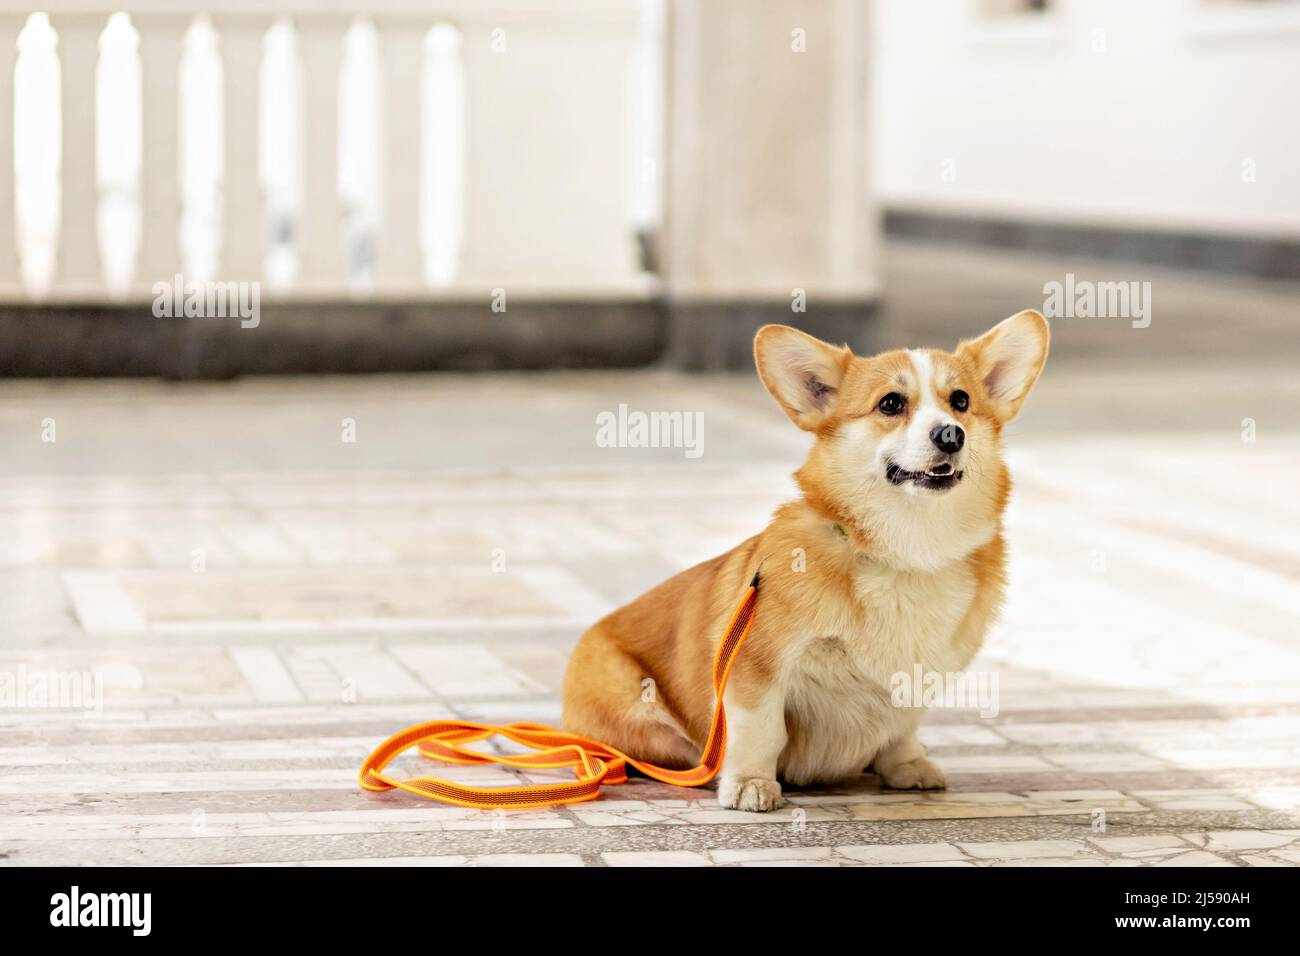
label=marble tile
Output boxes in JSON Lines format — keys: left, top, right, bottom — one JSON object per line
{"left": 847, "top": 801, "right": 1033, "bottom": 821}
{"left": 570, "top": 809, "right": 682, "bottom": 827}
{"left": 1239, "top": 853, "right": 1292, "bottom": 867}
{"left": 880, "top": 861, "right": 977, "bottom": 867}
{"left": 992, "top": 859, "right": 1108, "bottom": 867}
{"left": 1244, "top": 787, "right": 1300, "bottom": 810}
{"left": 389, "top": 644, "right": 544, "bottom": 699}
{"left": 238, "top": 853, "right": 577, "bottom": 867}
{"left": 1150, "top": 851, "right": 1237, "bottom": 867}
{"left": 5, "top": 372, "right": 1300, "bottom": 866}
{"left": 118, "top": 568, "right": 570, "bottom": 625}
{"left": 284, "top": 645, "right": 428, "bottom": 701}
{"left": 917, "top": 725, "right": 1007, "bottom": 747}
{"left": 0, "top": 648, "right": 250, "bottom": 706}
{"left": 468, "top": 854, "right": 585, "bottom": 867}
{"left": 602, "top": 851, "right": 712, "bottom": 867}
{"left": 1087, "top": 835, "right": 1190, "bottom": 853}
{"left": 1044, "top": 752, "right": 1169, "bottom": 772}
{"left": 836, "top": 843, "right": 966, "bottom": 864}
{"left": 0, "top": 769, "right": 361, "bottom": 794}
{"left": 228, "top": 646, "right": 304, "bottom": 703}
{"left": 248, "top": 856, "right": 471, "bottom": 867}
{"left": 1183, "top": 830, "right": 1298, "bottom": 851}
{"left": 958, "top": 840, "right": 1086, "bottom": 860}
{"left": 710, "top": 847, "right": 832, "bottom": 864}
{"left": 1132, "top": 790, "right": 1258, "bottom": 812}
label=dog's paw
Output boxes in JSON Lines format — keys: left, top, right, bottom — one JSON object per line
{"left": 718, "top": 777, "right": 785, "bottom": 812}
{"left": 879, "top": 756, "right": 947, "bottom": 791}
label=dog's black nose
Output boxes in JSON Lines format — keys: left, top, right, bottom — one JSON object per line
{"left": 930, "top": 423, "right": 965, "bottom": 454}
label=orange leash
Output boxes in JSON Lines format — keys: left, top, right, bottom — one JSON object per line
{"left": 359, "top": 572, "right": 760, "bottom": 809}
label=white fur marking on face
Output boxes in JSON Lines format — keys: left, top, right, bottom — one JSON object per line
{"left": 908, "top": 350, "right": 936, "bottom": 411}
{"left": 895, "top": 350, "right": 959, "bottom": 474}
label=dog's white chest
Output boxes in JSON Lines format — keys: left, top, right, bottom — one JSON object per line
{"left": 777, "top": 561, "right": 977, "bottom": 785}
{"left": 849, "top": 562, "right": 977, "bottom": 676}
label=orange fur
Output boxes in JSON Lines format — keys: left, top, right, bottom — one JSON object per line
{"left": 562, "top": 312, "right": 1049, "bottom": 805}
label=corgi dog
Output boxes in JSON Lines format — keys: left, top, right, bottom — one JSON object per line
{"left": 562, "top": 311, "right": 1049, "bottom": 811}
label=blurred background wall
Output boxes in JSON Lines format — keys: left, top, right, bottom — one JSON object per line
{"left": 877, "top": 0, "right": 1300, "bottom": 240}
{"left": 0, "top": 0, "right": 1296, "bottom": 376}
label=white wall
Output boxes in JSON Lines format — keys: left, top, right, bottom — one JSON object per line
{"left": 873, "top": 0, "right": 1300, "bottom": 238}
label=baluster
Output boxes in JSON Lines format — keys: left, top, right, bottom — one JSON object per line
{"left": 297, "top": 17, "right": 343, "bottom": 291}
{"left": 52, "top": 15, "right": 102, "bottom": 294}
{"left": 214, "top": 15, "right": 263, "bottom": 283}
{"left": 134, "top": 15, "right": 185, "bottom": 293}
{"left": 375, "top": 18, "right": 425, "bottom": 292}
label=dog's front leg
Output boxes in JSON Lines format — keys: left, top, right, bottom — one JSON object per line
{"left": 874, "top": 731, "right": 947, "bottom": 790}
{"left": 716, "top": 685, "right": 787, "bottom": 812}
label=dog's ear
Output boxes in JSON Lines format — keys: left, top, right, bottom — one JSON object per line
{"left": 957, "top": 310, "right": 1049, "bottom": 422}
{"left": 754, "top": 325, "right": 852, "bottom": 431}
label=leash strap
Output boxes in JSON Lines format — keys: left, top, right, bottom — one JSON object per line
{"left": 358, "top": 572, "right": 760, "bottom": 809}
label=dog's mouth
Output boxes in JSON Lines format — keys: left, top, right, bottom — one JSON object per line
{"left": 886, "top": 461, "right": 963, "bottom": 491}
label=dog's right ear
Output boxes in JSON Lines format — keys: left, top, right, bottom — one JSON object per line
{"left": 754, "top": 325, "right": 851, "bottom": 431}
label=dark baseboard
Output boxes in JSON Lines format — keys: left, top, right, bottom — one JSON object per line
{"left": 0, "top": 300, "right": 667, "bottom": 379}
{"left": 885, "top": 209, "right": 1300, "bottom": 281}
{"left": 0, "top": 296, "right": 883, "bottom": 377}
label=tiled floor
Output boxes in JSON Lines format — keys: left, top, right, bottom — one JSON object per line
{"left": 3, "top": 339, "right": 1299, "bottom": 865}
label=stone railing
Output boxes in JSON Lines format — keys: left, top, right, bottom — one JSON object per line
{"left": 0, "top": 0, "right": 655, "bottom": 302}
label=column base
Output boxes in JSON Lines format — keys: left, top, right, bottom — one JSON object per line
{"left": 664, "top": 298, "right": 881, "bottom": 371}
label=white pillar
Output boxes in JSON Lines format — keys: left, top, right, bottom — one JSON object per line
{"left": 661, "top": 0, "right": 879, "bottom": 367}
{"left": 215, "top": 15, "right": 263, "bottom": 283}
{"left": 297, "top": 17, "right": 343, "bottom": 291}
{"left": 135, "top": 15, "right": 185, "bottom": 292}
{"left": 53, "top": 15, "right": 102, "bottom": 294}
{"left": 826, "top": 0, "right": 876, "bottom": 294}
{"left": 375, "top": 18, "right": 424, "bottom": 293}
{"left": 0, "top": 16, "right": 20, "bottom": 292}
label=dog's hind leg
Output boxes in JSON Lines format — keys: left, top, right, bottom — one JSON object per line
{"left": 561, "top": 624, "right": 698, "bottom": 769}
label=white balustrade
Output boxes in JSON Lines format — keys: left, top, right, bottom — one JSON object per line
{"left": 0, "top": 0, "right": 652, "bottom": 303}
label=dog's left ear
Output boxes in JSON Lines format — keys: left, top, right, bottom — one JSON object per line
{"left": 957, "top": 310, "right": 1050, "bottom": 422}
{"left": 754, "top": 325, "right": 852, "bottom": 431}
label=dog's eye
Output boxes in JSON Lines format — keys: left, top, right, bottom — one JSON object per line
{"left": 877, "top": 392, "right": 906, "bottom": 416}
{"left": 950, "top": 390, "right": 969, "bottom": 412}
